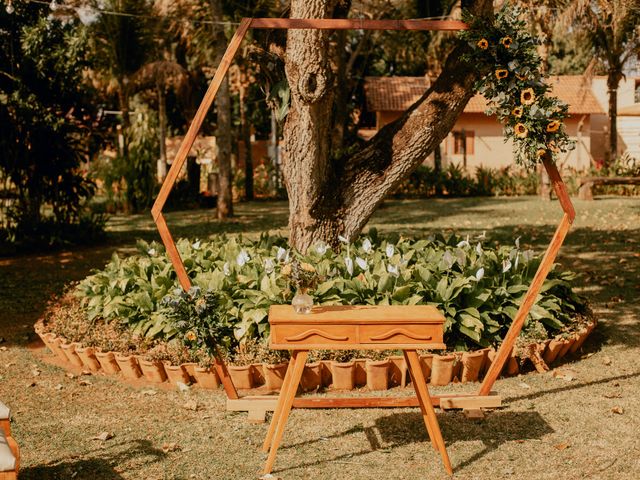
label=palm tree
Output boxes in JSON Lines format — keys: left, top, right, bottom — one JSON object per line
{"left": 564, "top": 0, "right": 640, "bottom": 163}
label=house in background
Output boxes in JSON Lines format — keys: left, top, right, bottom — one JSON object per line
{"left": 363, "top": 75, "right": 605, "bottom": 171}
{"left": 590, "top": 76, "right": 640, "bottom": 162}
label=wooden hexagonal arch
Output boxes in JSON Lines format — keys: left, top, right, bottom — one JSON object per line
{"left": 151, "top": 17, "right": 576, "bottom": 405}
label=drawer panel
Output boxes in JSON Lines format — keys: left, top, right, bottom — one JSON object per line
{"left": 271, "top": 325, "right": 357, "bottom": 348}
{"left": 359, "top": 324, "right": 442, "bottom": 345}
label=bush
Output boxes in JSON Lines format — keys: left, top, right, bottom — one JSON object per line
{"left": 75, "top": 231, "right": 588, "bottom": 352}
{"left": 394, "top": 164, "right": 539, "bottom": 198}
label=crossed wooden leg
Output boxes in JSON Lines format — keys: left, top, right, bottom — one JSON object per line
{"left": 404, "top": 350, "right": 453, "bottom": 475}
{"left": 262, "top": 355, "right": 296, "bottom": 452}
{"left": 263, "top": 350, "right": 308, "bottom": 475}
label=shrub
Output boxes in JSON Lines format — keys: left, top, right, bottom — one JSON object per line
{"left": 75, "top": 231, "right": 588, "bottom": 352}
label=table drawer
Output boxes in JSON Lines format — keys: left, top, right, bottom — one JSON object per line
{"left": 359, "top": 324, "right": 442, "bottom": 345}
{"left": 271, "top": 325, "right": 357, "bottom": 348}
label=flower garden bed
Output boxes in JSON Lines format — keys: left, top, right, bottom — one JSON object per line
{"left": 35, "top": 231, "right": 597, "bottom": 391}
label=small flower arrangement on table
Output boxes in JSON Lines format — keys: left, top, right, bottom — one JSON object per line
{"left": 162, "top": 286, "right": 234, "bottom": 364}
{"left": 281, "top": 259, "right": 323, "bottom": 314}
{"left": 459, "top": 5, "right": 575, "bottom": 167}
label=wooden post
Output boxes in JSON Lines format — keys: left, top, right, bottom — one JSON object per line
{"left": 478, "top": 157, "right": 575, "bottom": 395}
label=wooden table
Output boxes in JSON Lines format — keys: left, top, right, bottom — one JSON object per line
{"left": 261, "top": 305, "right": 453, "bottom": 475}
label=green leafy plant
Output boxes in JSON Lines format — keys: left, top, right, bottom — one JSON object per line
{"left": 162, "top": 286, "right": 235, "bottom": 359}
{"left": 75, "top": 231, "right": 589, "bottom": 352}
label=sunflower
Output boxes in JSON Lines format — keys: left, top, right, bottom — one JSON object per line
{"left": 477, "top": 38, "right": 489, "bottom": 49}
{"left": 514, "top": 123, "right": 528, "bottom": 138}
{"left": 537, "top": 149, "right": 547, "bottom": 158}
{"left": 495, "top": 69, "right": 509, "bottom": 80}
{"left": 521, "top": 88, "right": 535, "bottom": 105}
{"left": 512, "top": 106, "right": 523, "bottom": 118}
{"left": 185, "top": 331, "right": 197, "bottom": 341}
{"left": 501, "top": 36, "right": 513, "bottom": 48}
{"left": 546, "top": 120, "right": 561, "bottom": 132}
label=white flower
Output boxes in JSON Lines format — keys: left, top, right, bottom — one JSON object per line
{"left": 457, "top": 240, "right": 470, "bottom": 248}
{"left": 362, "top": 238, "right": 373, "bottom": 254}
{"left": 515, "top": 236, "right": 521, "bottom": 249}
{"left": 442, "top": 250, "right": 455, "bottom": 269}
{"left": 338, "top": 235, "right": 349, "bottom": 244}
{"left": 344, "top": 257, "right": 354, "bottom": 275}
{"left": 475, "top": 267, "right": 485, "bottom": 281}
{"left": 476, "top": 231, "right": 487, "bottom": 240}
{"left": 147, "top": 248, "right": 156, "bottom": 256}
{"left": 192, "top": 240, "right": 201, "bottom": 250}
{"left": 355, "top": 256, "right": 368, "bottom": 271}
{"left": 522, "top": 249, "right": 534, "bottom": 263}
{"left": 276, "top": 247, "right": 287, "bottom": 262}
{"left": 387, "top": 264, "right": 399, "bottom": 277}
{"left": 223, "top": 262, "right": 230, "bottom": 276}
{"left": 264, "top": 258, "right": 275, "bottom": 274}
{"left": 502, "top": 259, "right": 512, "bottom": 273}
{"left": 385, "top": 244, "right": 394, "bottom": 258}
{"left": 236, "top": 250, "right": 250, "bottom": 267}
{"left": 315, "top": 242, "right": 328, "bottom": 255}
{"left": 514, "top": 252, "right": 520, "bottom": 270}
{"left": 475, "top": 243, "right": 483, "bottom": 256}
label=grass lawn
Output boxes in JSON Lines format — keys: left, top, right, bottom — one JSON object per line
{"left": 0, "top": 196, "right": 639, "bottom": 479}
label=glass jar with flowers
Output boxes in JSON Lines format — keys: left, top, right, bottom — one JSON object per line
{"left": 281, "top": 259, "right": 321, "bottom": 314}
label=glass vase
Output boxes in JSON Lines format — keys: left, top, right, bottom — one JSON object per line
{"left": 292, "top": 290, "right": 313, "bottom": 314}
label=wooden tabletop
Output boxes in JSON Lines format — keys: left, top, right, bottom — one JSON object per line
{"left": 269, "top": 304, "right": 444, "bottom": 325}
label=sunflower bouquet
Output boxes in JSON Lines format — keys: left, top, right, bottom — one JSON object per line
{"left": 460, "top": 5, "right": 575, "bottom": 167}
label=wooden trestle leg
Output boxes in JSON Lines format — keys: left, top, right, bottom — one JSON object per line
{"left": 263, "top": 350, "right": 309, "bottom": 475}
{"left": 262, "top": 355, "right": 296, "bottom": 452}
{"left": 405, "top": 350, "right": 453, "bottom": 475}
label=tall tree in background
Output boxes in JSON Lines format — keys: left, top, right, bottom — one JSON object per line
{"left": 209, "top": 0, "right": 234, "bottom": 219}
{"left": 282, "top": 0, "right": 493, "bottom": 251}
{"left": 564, "top": 0, "right": 640, "bottom": 164}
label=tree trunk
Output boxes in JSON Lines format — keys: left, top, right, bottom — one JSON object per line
{"left": 607, "top": 78, "right": 619, "bottom": 166}
{"left": 157, "top": 82, "right": 168, "bottom": 182}
{"left": 240, "top": 86, "right": 254, "bottom": 200}
{"left": 209, "top": 0, "right": 234, "bottom": 219}
{"left": 282, "top": 0, "right": 493, "bottom": 252}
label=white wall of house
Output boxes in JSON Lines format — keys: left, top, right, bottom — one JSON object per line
{"left": 591, "top": 77, "right": 640, "bottom": 162}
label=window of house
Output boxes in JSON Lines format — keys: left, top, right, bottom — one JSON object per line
{"left": 452, "top": 130, "right": 475, "bottom": 155}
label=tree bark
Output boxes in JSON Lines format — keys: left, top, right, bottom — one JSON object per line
{"left": 157, "top": 82, "right": 168, "bottom": 182}
{"left": 210, "top": 0, "right": 234, "bottom": 219}
{"left": 240, "top": 85, "right": 254, "bottom": 200}
{"left": 607, "top": 76, "right": 619, "bottom": 166}
{"left": 282, "top": 0, "right": 493, "bottom": 252}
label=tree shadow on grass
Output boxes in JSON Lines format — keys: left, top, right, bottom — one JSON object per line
{"left": 19, "top": 439, "right": 166, "bottom": 480}
{"left": 276, "top": 410, "right": 552, "bottom": 474}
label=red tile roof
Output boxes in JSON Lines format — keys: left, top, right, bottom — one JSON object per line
{"left": 364, "top": 75, "right": 604, "bottom": 115}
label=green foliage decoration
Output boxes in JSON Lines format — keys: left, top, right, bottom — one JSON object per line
{"left": 460, "top": 6, "right": 575, "bottom": 167}
{"left": 76, "top": 232, "right": 587, "bottom": 351}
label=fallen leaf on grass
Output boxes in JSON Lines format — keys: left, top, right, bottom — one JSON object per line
{"left": 552, "top": 369, "right": 576, "bottom": 381}
{"left": 177, "top": 382, "right": 190, "bottom": 392}
{"left": 0, "top": 347, "right": 7, "bottom": 352}
{"left": 554, "top": 442, "right": 570, "bottom": 450}
{"left": 183, "top": 400, "right": 198, "bottom": 411}
{"left": 141, "top": 390, "right": 157, "bottom": 396}
{"left": 26, "top": 381, "right": 36, "bottom": 387}
{"left": 32, "top": 369, "right": 41, "bottom": 377}
{"left": 55, "top": 384, "right": 63, "bottom": 391}
{"left": 604, "top": 392, "right": 622, "bottom": 399}
{"left": 78, "top": 380, "right": 92, "bottom": 386}
{"left": 611, "top": 406, "right": 624, "bottom": 415}
{"left": 162, "top": 442, "right": 181, "bottom": 453}
{"left": 66, "top": 373, "right": 76, "bottom": 379}
{"left": 92, "top": 432, "right": 113, "bottom": 441}
{"left": 518, "top": 382, "right": 531, "bottom": 389}
{"left": 602, "top": 356, "right": 612, "bottom": 366}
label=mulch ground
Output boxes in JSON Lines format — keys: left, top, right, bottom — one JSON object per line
{"left": 0, "top": 197, "right": 638, "bottom": 479}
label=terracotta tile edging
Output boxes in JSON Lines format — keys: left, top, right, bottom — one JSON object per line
{"left": 33, "top": 319, "right": 597, "bottom": 390}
